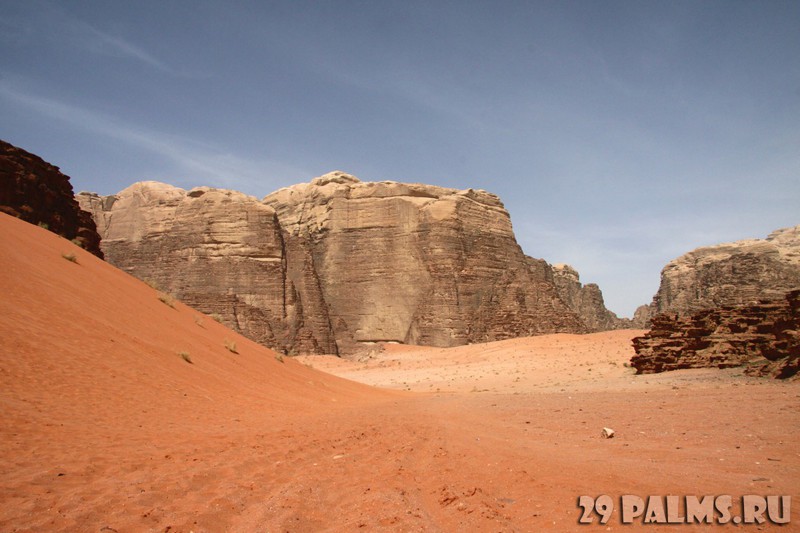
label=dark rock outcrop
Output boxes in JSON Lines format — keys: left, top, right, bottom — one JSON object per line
{"left": 631, "top": 290, "right": 800, "bottom": 379}
{"left": 0, "top": 140, "right": 103, "bottom": 258}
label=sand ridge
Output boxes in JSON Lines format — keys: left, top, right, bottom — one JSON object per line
{"left": 1, "top": 212, "right": 798, "bottom": 531}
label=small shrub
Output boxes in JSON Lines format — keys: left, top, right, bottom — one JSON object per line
{"left": 143, "top": 278, "right": 160, "bottom": 290}
{"left": 178, "top": 351, "right": 193, "bottom": 364}
{"left": 61, "top": 252, "right": 78, "bottom": 263}
{"left": 194, "top": 316, "right": 205, "bottom": 328}
{"left": 275, "top": 354, "right": 284, "bottom": 363}
{"left": 209, "top": 313, "right": 224, "bottom": 323}
{"left": 223, "top": 338, "right": 238, "bottom": 354}
{"left": 158, "top": 293, "right": 176, "bottom": 308}
{"left": 38, "top": 221, "right": 49, "bottom": 230}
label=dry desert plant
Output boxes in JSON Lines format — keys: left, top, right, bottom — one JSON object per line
{"left": 223, "top": 338, "right": 238, "bottom": 354}
{"left": 275, "top": 354, "right": 284, "bottom": 363}
{"left": 61, "top": 252, "right": 78, "bottom": 263}
{"left": 178, "top": 351, "right": 193, "bottom": 364}
{"left": 158, "top": 293, "right": 176, "bottom": 308}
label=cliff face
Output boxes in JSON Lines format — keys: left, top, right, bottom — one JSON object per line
{"left": 631, "top": 290, "right": 800, "bottom": 379}
{"left": 263, "top": 172, "right": 587, "bottom": 352}
{"left": 550, "top": 264, "right": 632, "bottom": 331}
{"left": 77, "top": 182, "right": 336, "bottom": 355}
{"left": 0, "top": 140, "right": 103, "bottom": 258}
{"left": 81, "top": 172, "right": 603, "bottom": 355}
{"left": 637, "top": 226, "right": 800, "bottom": 324}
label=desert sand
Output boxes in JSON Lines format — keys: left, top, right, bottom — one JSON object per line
{"left": 1, "top": 212, "right": 798, "bottom": 532}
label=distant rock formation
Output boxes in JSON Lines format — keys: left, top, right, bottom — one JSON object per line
{"left": 631, "top": 290, "right": 800, "bottom": 379}
{"left": 550, "top": 263, "right": 632, "bottom": 331}
{"left": 636, "top": 226, "right": 800, "bottom": 325}
{"left": 80, "top": 172, "right": 632, "bottom": 355}
{"left": 0, "top": 140, "right": 103, "bottom": 258}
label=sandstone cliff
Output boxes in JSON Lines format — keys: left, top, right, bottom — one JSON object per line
{"left": 636, "top": 226, "right": 800, "bottom": 324}
{"left": 550, "top": 263, "right": 632, "bottom": 331}
{"left": 78, "top": 182, "right": 337, "bottom": 355}
{"left": 1, "top": 139, "right": 103, "bottom": 258}
{"left": 81, "top": 172, "right": 608, "bottom": 355}
{"left": 631, "top": 290, "right": 800, "bottom": 379}
{"left": 263, "top": 172, "right": 588, "bottom": 352}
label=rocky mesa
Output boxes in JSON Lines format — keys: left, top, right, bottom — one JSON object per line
{"left": 0, "top": 139, "right": 103, "bottom": 258}
{"left": 636, "top": 225, "right": 800, "bottom": 323}
{"left": 79, "top": 172, "right": 624, "bottom": 355}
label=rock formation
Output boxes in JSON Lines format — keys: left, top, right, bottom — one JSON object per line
{"left": 78, "top": 182, "right": 337, "bottom": 355}
{"left": 551, "top": 263, "right": 632, "bottom": 331}
{"left": 0, "top": 139, "right": 103, "bottom": 258}
{"left": 262, "top": 172, "right": 587, "bottom": 353}
{"left": 631, "top": 290, "right": 800, "bottom": 379}
{"left": 636, "top": 226, "right": 800, "bottom": 325}
{"left": 80, "top": 172, "right": 630, "bottom": 355}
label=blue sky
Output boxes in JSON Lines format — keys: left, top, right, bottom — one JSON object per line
{"left": 2, "top": 1, "right": 798, "bottom": 317}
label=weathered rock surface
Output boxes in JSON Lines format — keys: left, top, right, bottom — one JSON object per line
{"left": 0, "top": 139, "right": 103, "bottom": 258}
{"left": 77, "top": 182, "right": 337, "bottom": 355}
{"left": 631, "top": 290, "right": 800, "bottom": 379}
{"left": 637, "top": 226, "right": 800, "bottom": 325}
{"left": 263, "top": 172, "right": 587, "bottom": 353}
{"left": 81, "top": 172, "right": 617, "bottom": 355}
{"left": 551, "top": 263, "right": 632, "bottom": 331}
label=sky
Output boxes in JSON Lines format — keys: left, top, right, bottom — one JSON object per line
{"left": 1, "top": 0, "right": 799, "bottom": 318}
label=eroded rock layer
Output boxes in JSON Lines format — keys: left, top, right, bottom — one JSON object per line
{"left": 0, "top": 139, "right": 103, "bottom": 257}
{"left": 631, "top": 290, "right": 800, "bottom": 379}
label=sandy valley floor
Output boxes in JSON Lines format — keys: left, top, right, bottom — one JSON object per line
{"left": 1, "top": 213, "right": 798, "bottom": 532}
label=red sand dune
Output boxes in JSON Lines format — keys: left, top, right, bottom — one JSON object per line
{"left": 1, "top": 212, "right": 798, "bottom": 532}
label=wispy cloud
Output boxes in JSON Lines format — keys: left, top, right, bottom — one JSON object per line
{"left": 0, "top": 80, "right": 307, "bottom": 193}
{"left": 81, "top": 24, "right": 174, "bottom": 73}
{"left": 3, "top": 0, "right": 178, "bottom": 75}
